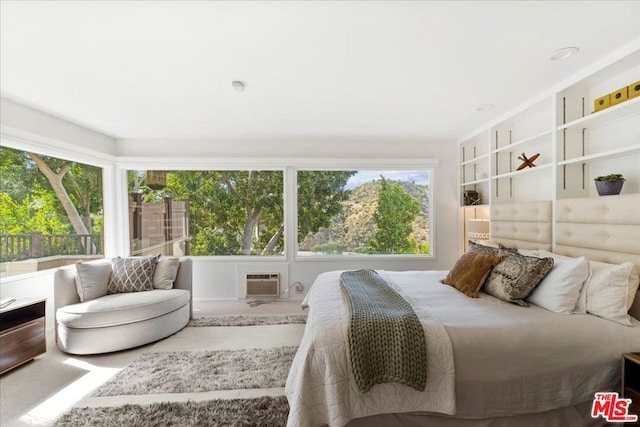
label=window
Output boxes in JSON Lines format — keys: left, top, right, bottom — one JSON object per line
{"left": 127, "top": 170, "right": 284, "bottom": 256}
{"left": 297, "top": 169, "right": 432, "bottom": 256}
{"left": 0, "top": 146, "right": 104, "bottom": 278}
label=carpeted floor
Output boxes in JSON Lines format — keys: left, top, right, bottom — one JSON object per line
{"left": 50, "top": 314, "right": 304, "bottom": 427}
{"left": 55, "top": 395, "right": 289, "bottom": 427}
{"left": 92, "top": 346, "right": 298, "bottom": 396}
{"left": 188, "top": 313, "right": 307, "bottom": 327}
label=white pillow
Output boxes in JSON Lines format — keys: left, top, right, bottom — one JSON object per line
{"left": 153, "top": 257, "right": 180, "bottom": 290}
{"left": 580, "top": 260, "right": 639, "bottom": 326}
{"left": 526, "top": 256, "right": 589, "bottom": 314}
{"left": 75, "top": 262, "right": 112, "bottom": 302}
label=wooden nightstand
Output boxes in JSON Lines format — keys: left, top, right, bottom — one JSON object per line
{"left": 622, "top": 353, "right": 640, "bottom": 426}
{"left": 0, "top": 298, "right": 46, "bottom": 375}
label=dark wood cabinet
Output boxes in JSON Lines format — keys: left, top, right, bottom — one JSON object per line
{"left": 622, "top": 352, "right": 640, "bottom": 426}
{"left": 0, "top": 298, "right": 46, "bottom": 375}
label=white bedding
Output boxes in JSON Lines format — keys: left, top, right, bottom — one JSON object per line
{"left": 285, "top": 270, "right": 640, "bottom": 427}
{"left": 285, "top": 270, "right": 456, "bottom": 427}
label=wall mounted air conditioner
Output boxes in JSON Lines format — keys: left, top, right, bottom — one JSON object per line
{"left": 245, "top": 273, "right": 280, "bottom": 297}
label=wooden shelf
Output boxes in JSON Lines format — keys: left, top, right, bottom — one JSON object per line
{"left": 493, "top": 130, "right": 553, "bottom": 154}
{"left": 622, "top": 352, "right": 640, "bottom": 425}
{"left": 460, "top": 153, "right": 490, "bottom": 166}
{"left": 461, "top": 178, "right": 490, "bottom": 186}
{"left": 493, "top": 163, "right": 552, "bottom": 180}
{"left": 558, "top": 97, "right": 640, "bottom": 131}
{"left": 461, "top": 204, "right": 489, "bottom": 209}
{"left": 558, "top": 143, "right": 640, "bottom": 166}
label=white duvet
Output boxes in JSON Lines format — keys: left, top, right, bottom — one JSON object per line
{"left": 285, "top": 270, "right": 456, "bottom": 427}
{"left": 285, "top": 269, "right": 640, "bottom": 427}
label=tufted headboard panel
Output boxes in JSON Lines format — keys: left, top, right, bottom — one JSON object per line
{"left": 555, "top": 193, "right": 640, "bottom": 266}
{"left": 490, "top": 201, "right": 552, "bottom": 251}
{"left": 555, "top": 193, "right": 640, "bottom": 320}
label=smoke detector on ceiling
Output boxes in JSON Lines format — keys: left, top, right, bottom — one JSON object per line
{"left": 232, "top": 81, "right": 245, "bottom": 92}
{"left": 550, "top": 47, "right": 579, "bottom": 61}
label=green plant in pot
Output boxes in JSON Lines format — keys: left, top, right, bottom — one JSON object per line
{"left": 594, "top": 174, "right": 625, "bottom": 196}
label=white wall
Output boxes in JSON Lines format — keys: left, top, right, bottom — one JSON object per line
{"left": 1, "top": 98, "right": 459, "bottom": 323}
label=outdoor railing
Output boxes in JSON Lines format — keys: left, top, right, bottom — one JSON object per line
{"left": 0, "top": 233, "right": 103, "bottom": 262}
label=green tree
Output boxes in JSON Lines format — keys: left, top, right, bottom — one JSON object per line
{"left": 0, "top": 147, "right": 103, "bottom": 243}
{"left": 130, "top": 170, "right": 355, "bottom": 256}
{"left": 297, "top": 171, "right": 355, "bottom": 240}
{"left": 369, "top": 177, "right": 421, "bottom": 254}
{"left": 166, "top": 170, "right": 284, "bottom": 255}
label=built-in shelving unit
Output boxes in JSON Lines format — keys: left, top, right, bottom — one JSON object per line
{"left": 458, "top": 44, "right": 640, "bottom": 253}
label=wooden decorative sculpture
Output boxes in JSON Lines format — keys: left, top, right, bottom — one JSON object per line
{"left": 517, "top": 153, "right": 539, "bottom": 170}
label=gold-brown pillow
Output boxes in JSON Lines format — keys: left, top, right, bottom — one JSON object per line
{"left": 442, "top": 252, "right": 504, "bottom": 298}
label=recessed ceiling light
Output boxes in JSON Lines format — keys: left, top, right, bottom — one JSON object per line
{"left": 476, "top": 104, "right": 494, "bottom": 112}
{"left": 550, "top": 47, "right": 579, "bottom": 61}
{"left": 232, "top": 81, "right": 245, "bottom": 92}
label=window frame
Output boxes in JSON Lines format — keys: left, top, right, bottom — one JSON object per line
{"left": 123, "top": 167, "right": 287, "bottom": 258}
{"left": 292, "top": 164, "right": 436, "bottom": 261}
{"left": 116, "top": 158, "right": 437, "bottom": 262}
{"left": 0, "top": 147, "right": 438, "bottom": 279}
{"left": 0, "top": 136, "right": 115, "bottom": 282}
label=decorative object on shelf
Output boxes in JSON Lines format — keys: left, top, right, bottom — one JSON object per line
{"left": 610, "top": 87, "right": 629, "bottom": 106}
{"left": 629, "top": 81, "right": 640, "bottom": 99}
{"left": 594, "top": 94, "right": 610, "bottom": 112}
{"left": 146, "top": 171, "right": 167, "bottom": 190}
{"left": 467, "top": 219, "right": 490, "bottom": 242}
{"left": 594, "top": 174, "right": 625, "bottom": 196}
{"left": 464, "top": 190, "right": 481, "bottom": 206}
{"left": 593, "top": 80, "right": 638, "bottom": 113}
{"left": 516, "top": 153, "right": 540, "bottom": 170}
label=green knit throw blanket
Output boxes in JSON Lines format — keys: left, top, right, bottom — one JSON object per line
{"left": 340, "top": 269, "right": 427, "bottom": 393}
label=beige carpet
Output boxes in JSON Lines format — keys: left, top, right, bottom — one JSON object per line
{"left": 54, "top": 345, "right": 299, "bottom": 426}
{"left": 0, "top": 300, "right": 306, "bottom": 427}
{"left": 91, "top": 346, "right": 298, "bottom": 396}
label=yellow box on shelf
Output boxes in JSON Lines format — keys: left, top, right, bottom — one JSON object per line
{"left": 593, "top": 94, "right": 610, "bottom": 112}
{"left": 628, "top": 81, "right": 640, "bottom": 99}
{"left": 610, "top": 86, "right": 628, "bottom": 106}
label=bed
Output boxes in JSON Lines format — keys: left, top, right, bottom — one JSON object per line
{"left": 285, "top": 194, "right": 640, "bottom": 427}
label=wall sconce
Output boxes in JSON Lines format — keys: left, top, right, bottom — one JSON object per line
{"left": 467, "top": 219, "right": 490, "bottom": 242}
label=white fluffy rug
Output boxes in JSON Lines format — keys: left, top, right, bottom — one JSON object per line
{"left": 188, "top": 313, "right": 307, "bottom": 327}
{"left": 53, "top": 319, "right": 304, "bottom": 427}
{"left": 55, "top": 395, "right": 289, "bottom": 427}
{"left": 92, "top": 346, "right": 298, "bottom": 396}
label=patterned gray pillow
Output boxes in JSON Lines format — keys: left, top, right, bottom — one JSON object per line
{"left": 484, "top": 252, "right": 554, "bottom": 306}
{"left": 107, "top": 255, "right": 159, "bottom": 294}
{"left": 467, "top": 241, "right": 499, "bottom": 256}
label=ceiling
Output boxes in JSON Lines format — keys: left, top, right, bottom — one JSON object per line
{"left": 1, "top": 1, "right": 639, "bottom": 143}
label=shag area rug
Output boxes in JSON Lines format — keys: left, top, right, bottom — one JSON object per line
{"left": 55, "top": 395, "right": 289, "bottom": 427}
{"left": 188, "top": 313, "right": 307, "bottom": 327}
{"left": 93, "top": 346, "right": 298, "bottom": 396}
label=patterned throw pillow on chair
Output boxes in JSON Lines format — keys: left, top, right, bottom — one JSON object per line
{"left": 107, "top": 255, "right": 159, "bottom": 294}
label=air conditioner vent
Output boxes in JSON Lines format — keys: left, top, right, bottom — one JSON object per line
{"left": 246, "top": 273, "right": 280, "bottom": 297}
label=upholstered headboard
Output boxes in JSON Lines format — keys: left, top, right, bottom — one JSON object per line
{"left": 555, "top": 194, "right": 640, "bottom": 266}
{"left": 488, "top": 194, "right": 640, "bottom": 320}
{"left": 490, "top": 201, "right": 552, "bottom": 251}
{"left": 555, "top": 193, "right": 640, "bottom": 320}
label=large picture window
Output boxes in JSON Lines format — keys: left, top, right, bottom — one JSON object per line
{"left": 0, "top": 146, "right": 104, "bottom": 278}
{"left": 297, "top": 169, "right": 432, "bottom": 256}
{"left": 127, "top": 170, "right": 284, "bottom": 256}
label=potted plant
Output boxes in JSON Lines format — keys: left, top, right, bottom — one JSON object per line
{"left": 594, "top": 174, "right": 625, "bottom": 196}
